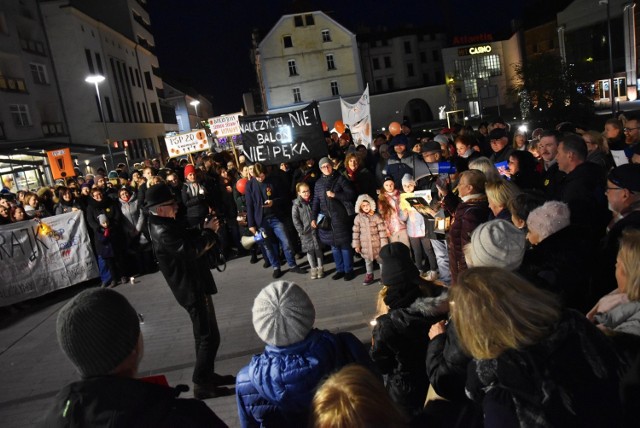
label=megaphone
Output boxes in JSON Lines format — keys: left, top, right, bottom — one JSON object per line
{"left": 241, "top": 229, "right": 267, "bottom": 250}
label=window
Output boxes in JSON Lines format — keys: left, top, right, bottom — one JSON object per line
{"left": 384, "top": 56, "right": 391, "bottom": 68}
{"left": 420, "top": 52, "right": 427, "bottom": 63}
{"left": 404, "top": 41, "right": 412, "bottom": 54}
{"left": 85, "top": 49, "right": 95, "bottom": 73}
{"left": 105, "top": 97, "right": 114, "bottom": 121}
{"left": 95, "top": 53, "right": 104, "bottom": 74}
{"left": 293, "top": 88, "right": 301, "bottom": 103}
{"left": 288, "top": 59, "right": 298, "bottom": 76}
{"left": 144, "top": 71, "right": 153, "bottom": 89}
{"left": 423, "top": 73, "right": 430, "bottom": 85}
{"left": 135, "top": 69, "right": 141, "bottom": 87}
{"left": 372, "top": 58, "right": 380, "bottom": 70}
{"left": 454, "top": 54, "right": 501, "bottom": 80}
{"left": 330, "top": 81, "right": 339, "bottom": 96}
{"left": 387, "top": 77, "right": 394, "bottom": 90}
{"left": 326, "top": 54, "right": 336, "bottom": 70}
{"left": 150, "top": 102, "right": 160, "bottom": 122}
{"left": 294, "top": 15, "right": 303, "bottom": 27}
{"left": 375, "top": 79, "right": 383, "bottom": 91}
{"left": 30, "top": 63, "right": 48, "bottom": 84}
{"left": 305, "top": 14, "right": 314, "bottom": 25}
{"left": 0, "top": 12, "right": 8, "bottom": 35}
{"left": 321, "top": 29, "right": 331, "bottom": 42}
{"left": 283, "top": 35, "right": 293, "bottom": 48}
{"left": 10, "top": 104, "right": 31, "bottom": 127}
{"left": 407, "top": 63, "right": 414, "bottom": 77}
{"left": 432, "top": 50, "right": 440, "bottom": 61}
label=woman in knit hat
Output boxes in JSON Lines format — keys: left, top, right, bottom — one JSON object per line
{"left": 370, "top": 242, "right": 447, "bottom": 418}
{"left": 235, "top": 280, "right": 373, "bottom": 427}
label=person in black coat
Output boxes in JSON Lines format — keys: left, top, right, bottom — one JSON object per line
{"left": 311, "top": 157, "right": 357, "bottom": 281}
{"left": 145, "top": 183, "right": 235, "bottom": 400}
{"left": 370, "top": 242, "right": 447, "bottom": 419}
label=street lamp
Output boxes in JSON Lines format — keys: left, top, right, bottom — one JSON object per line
{"left": 190, "top": 99, "right": 200, "bottom": 128}
{"left": 85, "top": 74, "right": 114, "bottom": 169}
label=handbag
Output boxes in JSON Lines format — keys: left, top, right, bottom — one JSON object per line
{"left": 316, "top": 213, "right": 332, "bottom": 230}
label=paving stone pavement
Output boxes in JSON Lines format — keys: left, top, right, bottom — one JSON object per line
{"left": 0, "top": 254, "right": 381, "bottom": 427}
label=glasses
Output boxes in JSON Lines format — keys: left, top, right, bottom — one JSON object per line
{"left": 623, "top": 127, "right": 640, "bottom": 132}
{"left": 320, "top": 164, "right": 332, "bottom": 169}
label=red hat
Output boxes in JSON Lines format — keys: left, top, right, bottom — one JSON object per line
{"left": 184, "top": 164, "right": 196, "bottom": 176}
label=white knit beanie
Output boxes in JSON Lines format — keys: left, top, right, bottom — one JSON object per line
{"left": 468, "top": 219, "right": 525, "bottom": 271}
{"left": 527, "top": 201, "right": 570, "bottom": 242}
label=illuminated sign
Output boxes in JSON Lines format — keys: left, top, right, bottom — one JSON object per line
{"left": 458, "top": 45, "right": 493, "bottom": 56}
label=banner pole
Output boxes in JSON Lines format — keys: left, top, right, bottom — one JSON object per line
{"left": 229, "top": 138, "right": 240, "bottom": 167}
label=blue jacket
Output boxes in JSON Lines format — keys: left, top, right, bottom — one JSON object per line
{"left": 235, "top": 329, "right": 372, "bottom": 428}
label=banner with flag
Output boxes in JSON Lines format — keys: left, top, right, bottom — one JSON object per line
{"left": 340, "top": 85, "right": 372, "bottom": 147}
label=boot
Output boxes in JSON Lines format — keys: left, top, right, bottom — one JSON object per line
{"left": 310, "top": 267, "right": 318, "bottom": 280}
{"left": 317, "top": 266, "right": 324, "bottom": 278}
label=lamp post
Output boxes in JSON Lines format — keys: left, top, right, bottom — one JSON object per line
{"left": 190, "top": 99, "right": 200, "bottom": 129}
{"left": 599, "top": 0, "right": 616, "bottom": 116}
{"left": 85, "top": 74, "right": 114, "bottom": 169}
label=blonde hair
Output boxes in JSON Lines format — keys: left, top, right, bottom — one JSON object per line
{"left": 296, "top": 182, "right": 310, "bottom": 193}
{"left": 619, "top": 229, "right": 640, "bottom": 301}
{"left": 308, "top": 364, "right": 409, "bottom": 428}
{"left": 583, "top": 130, "right": 610, "bottom": 154}
{"left": 486, "top": 179, "right": 521, "bottom": 210}
{"left": 451, "top": 267, "right": 561, "bottom": 359}
{"left": 459, "top": 169, "right": 487, "bottom": 194}
{"left": 468, "top": 157, "right": 501, "bottom": 183}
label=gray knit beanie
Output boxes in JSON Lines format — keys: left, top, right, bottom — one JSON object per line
{"left": 467, "top": 219, "right": 525, "bottom": 271}
{"left": 252, "top": 280, "right": 315, "bottom": 347}
{"left": 56, "top": 288, "right": 140, "bottom": 378}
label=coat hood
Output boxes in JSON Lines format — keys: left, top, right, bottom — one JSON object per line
{"left": 355, "top": 193, "right": 377, "bottom": 213}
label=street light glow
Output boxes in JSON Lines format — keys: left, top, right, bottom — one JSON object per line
{"left": 190, "top": 100, "right": 200, "bottom": 107}
{"left": 85, "top": 75, "right": 105, "bottom": 84}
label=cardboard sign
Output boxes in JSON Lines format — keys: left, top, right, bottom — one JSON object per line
{"left": 46, "top": 148, "right": 75, "bottom": 179}
{"left": 240, "top": 102, "right": 328, "bottom": 165}
{"left": 165, "top": 130, "right": 209, "bottom": 157}
{"left": 208, "top": 112, "right": 243, "bottom": 138}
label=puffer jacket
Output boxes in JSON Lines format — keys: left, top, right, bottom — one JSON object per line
{"left": 443, "top": 194, "right": 490, "bottom": 284}
{"left": 311, "top": 171, "right": 355, "bottom": 247}
{"left": 235, "top": 329, "right": 372, "bottom": 428}
{"left": 594, "top": 301, "right": 640, "bottom": 336}
{"left": 371, "top": 292, "right": 448, "bottom": 416}
{"left": 119, "top": 193, "right": 144, "bottom": 237}
{"left": 352, "top": 194, "right": 388, "bottom": 261}
{"left": 292, "top": 196, "right": 322, "bottom": 253}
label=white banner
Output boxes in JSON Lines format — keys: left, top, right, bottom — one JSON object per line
{"left": 340, "top": 84, "right": 372, "bottom": 147}
{"left": 208, "top": 112, "right": 243, "bottom": 138}
{"left": 165, "top": 130, "right": 209, "bottom": 157}
{"left": 0, "top": 212, "right": 98, "bottom": 306}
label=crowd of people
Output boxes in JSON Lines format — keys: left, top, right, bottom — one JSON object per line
{"left": 15, "top": 113, "right": 640, "bottom": 426}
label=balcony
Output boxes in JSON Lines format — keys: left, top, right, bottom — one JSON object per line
{"left": 152, "top": 65, "right": 161, "bottom": 78}
{"left": 0, "top": 76, "right": 28, "bottom": 93}
{"left": 132, "top": 12, "right": 153, "bottom": 34}
{"left": 19, "top": 38, "right": 46, "bottom": 56}
{"left": 137, "top": 37, "right": 155, "bottom": 54}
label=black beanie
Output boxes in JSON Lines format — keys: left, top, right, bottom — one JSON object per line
{"left": 144, "top": 183, "right": 173, "bottom": 208}
{"left": 380, "top": 243, "right": 422, "bottom": 309}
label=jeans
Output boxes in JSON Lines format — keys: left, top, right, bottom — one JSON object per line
{"left": 331, "top": 244, "right": 353, "bottom": 273}
{"left": 261, "top": 216, "right": 296, "bottom": 268}
{"left": 409, "top": 236, "right": 437, "bottom": 273}
{"left": 189, "top": 294, "right": 221, "bottom": 384}
{"left": 430, "top": 239, "right": 451, "bottom": 285}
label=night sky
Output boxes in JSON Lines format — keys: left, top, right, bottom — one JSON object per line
{"left": 148, "top": 0, "right": 567, "bottom": 115}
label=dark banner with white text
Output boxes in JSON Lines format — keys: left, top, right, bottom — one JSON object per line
{"left": 240, "top": 102, "right": 328, "bottom": 165}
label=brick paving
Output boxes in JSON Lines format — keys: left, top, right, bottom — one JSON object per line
{"left": 0, "top": 254, "right": 381, "bottom": 427}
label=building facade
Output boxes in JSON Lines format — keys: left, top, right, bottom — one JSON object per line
{"left": 254, "top": 10, "right": 364, "bottom": 112}
{"left": 359, "top": 28, "right": 447, "bottom": 94}
{"left": 163, "top": 81, "right": 213, "bottom": 134}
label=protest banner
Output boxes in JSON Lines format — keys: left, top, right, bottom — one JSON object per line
{"left": 0, "top": 212, "right": 98, "bottom": 306}
{"left": 340, "top": 85, "right": 372, "bottom": 147}
{"left": 165, "top": 130, "right": 209, "bottom": 157}
{"left": 240, "top": 102, "right": 328, "bottom": 165}
{"left": 208, "top": 112, "right": 243, "bottom": 138}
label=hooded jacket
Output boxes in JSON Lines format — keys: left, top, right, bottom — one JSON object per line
{"left": 352, "top": 194, "right": 388, "bottom": 261}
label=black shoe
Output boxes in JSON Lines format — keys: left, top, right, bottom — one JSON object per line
{"left": 250, "top": 255, "right": 259, "bottom": 264}
{"left": 289, "top": 266, "right": 307, "bottom": 274}
{"left": 344, "top": 271, "right": 355, "bottom": 281}
{"left": 295, "top": 252, "right": 305, "bottom": 260}
{"left": 332, "top": 272, "right": 345, "bottom": 280}
{"left": 193, "top": 384, "right": 235, "bottom": 400}
{"left": 273, "top": 268, "right": 282, "bottom": 279}
{"left": 212, "top": 373, "right": 236, "bottom": 386}
{"left": 263, "top": 261, "right": 271, "bottom": 268}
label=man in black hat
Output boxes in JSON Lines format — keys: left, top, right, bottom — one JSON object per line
{"left": 488, "top": 128, "right": 514, "bottom": 164}
{"left": 145, "top": 183, "right": 235, "bottom": 399}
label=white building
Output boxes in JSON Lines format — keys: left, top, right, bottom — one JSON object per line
{"left": 254, "top": 10, "right": 364, "bottom": 112}
{"left": 441, "top": 33, "right": 523, "bottom": 118}
{"left": 163, "top": 81, "right": 213, "bottom": 133}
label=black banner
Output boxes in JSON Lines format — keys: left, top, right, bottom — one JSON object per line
{"left": 240, "top": 102, "right": 328, "bottom": 165}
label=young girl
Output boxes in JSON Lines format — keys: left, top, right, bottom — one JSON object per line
{"left": 292, "top": 182, "right": 324, "bottom": 279}
{"left": 378, "top": 176, "right": 409, "bottom": 247}
{"left": 352, "top": 194, "right": 388, "bottom": 285}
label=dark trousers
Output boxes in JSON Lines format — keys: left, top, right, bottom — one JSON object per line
{"left": 187, "top": 294, "right": 221, "bottom": 384}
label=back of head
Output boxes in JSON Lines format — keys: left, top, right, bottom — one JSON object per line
{"left": 559, "top": 134, "right": 587, "bottom": 162}
{"left": 379, "top": 243, "right": 422, "bottom": 309}
{"left": 507, "top": 191, "right": 546, "bottom": 224}
{"left": 57, "top": 288, "right": 140, "bottom": 378}
{"left": 252, "top": 280, "right": 315, "bottom": 347}
{"left": 468, "top": 157, "right": 500, "bottom": 183}
{"left": 460, "top": 168, "right": 487, "bottom": 194}
{"left": 309, "top": 364, "right": 408, "bottom": 428}
{"left": 485, "top": 179, "right": 521, "bottom": 208}
{"left": 619, "top": 229, "right": 640, "bottom": 301}
{"left": 451, "top": 267, "right": 561, "bottom": 359}
{"left": 527, "top": 200, "right": 570, "bottom": 241}
{"left": 465, "top": 219, "right": 525, "bottom": 271}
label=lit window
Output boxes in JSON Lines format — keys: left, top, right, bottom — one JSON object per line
{"left": 331, "top": 81, "right": 339, "bottom": 96}
{"left": 288, "top": 59, "right": 298, "bottom": 76}
{"left": 10, "top": 104, "right": 32, "bottom": 127}
{"left": 322, "top": 29, "right": 331, "bottom": 42}
{"left": 293, "top": 88, "right": 301, "bottom": 103}
{"left": 326, "top": 54, "right": 336, "bottom": 70}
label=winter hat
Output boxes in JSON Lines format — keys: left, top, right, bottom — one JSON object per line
{"left": 467, "top": 219, "right": 525, "bottom": 271}
{"left": 107, "top": 170, "right": 119, "bottom": 180}
{"left": 383, "top": 176, "right": 394, "bottom": 184}
{"left": 402, "top": 119, "right": 412, "bottom": 129}
{"left": 184, "top": 164, "right": 196, "bottom": 177}
{"left": 97, "top": 214, "right": 108, "bottom": 225}
{"left": 527, "top": 201, "right": 570, "bottom": 242}
{"left": 56, "top": 288, "right": 140, "bottom": 378}
{"left": 318, "top": 157, "right": 331, "bottom": 169}
{"left": 144, "top": 183, "right": 174, "bottom": 208}
{"left": 252, "top": 280, "right": 315, "bottom": 347}
{"left": 433, "top": 134, "right": 449, "bottom": 145}
{"left": 401, "top": 174, "right": 415, "bottom": 186}
{"left": 379, "top": 243, "right": 422, "bottom": 309}
{"left": 355, "top": 194, "right": 376, "bottom": 213}
{"left": 608, "top": 164, "right": 640, "bottom": 192}
{"left": 488, "top": 128, "right": 508, "bottom": 140}
{"left": 421, "top": 141, "right": 441, "bottom": 153}
{"left": 390, "top": 134, "right": 408, "bottom": 147}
